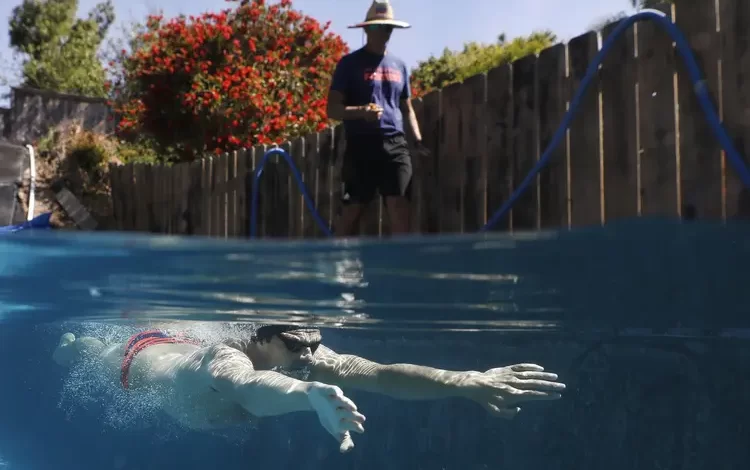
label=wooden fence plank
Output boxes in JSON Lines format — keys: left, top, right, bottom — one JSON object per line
{"left": 210, "top": 156, "right": 219, "bottom": 237}
{"left": 290, "top": 137, "right": 305, "bottom": 238}
{"left": 147, "top": 164, "right": 158, "bottom": 232}
{"left": 201, "top": 158, "right": 212, "bottom": 236}
{"left": 168, "top": 164, "right": 176, "bottom": 233}
{"left": 303, "top": 133, "right": 320, "bottom": 237}
{"left": 192, "top": 160, "right": 202, "bottom": 235}
{"left": 186, "top": 161, "right": 200, "bottom": 235}
{"left": 219, "top": 153, "right": 229, "bottom": 237}
{"left": 172, "top": 163, "right": 181, "bottom": 234}
{"left": 169, "top": 164, "right": 176, "bottom": 233}
{"left": 151, "top": 164, "right": 161, "bottom": 232}
{"left": 158, "top": 164, "right": 167, "bottom": 233}
{"left": 159, "top": 164, "right": 169, "bottom": 232}
{"left": 132, "top": 164, "right": 146, "bottom": 231}
{"left": 173, "top": 163, "right": 181, "bottom": 234}
{"left": 439, "top": 82, "right": 463, "bottom": 233}
{"left": 209, "top": 157, "right": 218, "bottom": 237}
{"left": 601, "top": 19, "right": 639, "bottom": 222}
{"left": 511, "top": 54, "right": 539, "bottom": 230}
{"left": 420, "top": 90, "right": 442, "bottom": 233}
{"left": 226, "top": 151, "right": 237, "bottom": 237}
{"left": 221, "top": 154, "right": 229, "bottom": 237}
{"left": 568, "top": 31, "right": 603, "bottom": 227}
{"left": 718, "top": 0, "right": 750, "bottom": 219}
{"left": 180, "top": 163, "right": 191, "bottom": 234}
{"left": 250, "top": 145, "right": 264, "bottom": 236}
{"left": 461, "top": 73, "right": 488, "bottom": 232}
{"left": 408, "top": 97, "right": 425, "bottom": 233}
{"left": 332, "top": 125, "right": 346, "bottom": 233}
{"left": 675, "top": 0, "right": 723, "bottom": 220}
{"left": 108, "top": 165, "right": 123, "bottom": 231}
{"left": 121, "top": 164, "right": 134, "bottom": 230}
{"left": 485, "top": 63, "right": 514, "bottom": 231}
{"left": 537, "top": 43, "right": 569, "bottom": 229}
{"left": 317, "top": 129, "right": 333, "bottom": 235}
{"left": 276, "top": 142, "right": 291, "bottom": 238}
{"left": 236, "top": 149, "right": 249, "bottom": 237}
{"left": 637, "top": 3, "right": 679, "bottom": 217}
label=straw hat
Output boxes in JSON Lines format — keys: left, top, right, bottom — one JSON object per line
{"left": 348, "top": 0, "right": 411, "bottom": 29}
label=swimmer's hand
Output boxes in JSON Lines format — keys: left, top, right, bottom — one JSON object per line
{"left": 307, "top": 382, "right": 366, "bottom": 453}
{"left": 462, "top": 364, "right": 566, "bottom": 419}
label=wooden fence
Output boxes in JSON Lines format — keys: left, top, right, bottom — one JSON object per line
{"left": 109, "top": 0, "right": 750, "bottom": 238}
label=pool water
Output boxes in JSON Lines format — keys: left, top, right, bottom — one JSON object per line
{"left": 0, "top": 219, "right": 749, "bottom": 469}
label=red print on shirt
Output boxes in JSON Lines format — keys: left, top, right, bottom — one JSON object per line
{"left": 364, "top": 67, "right": 402, "bottom": 83}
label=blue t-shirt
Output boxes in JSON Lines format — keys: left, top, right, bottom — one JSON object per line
{"left": 329, "top": 47, "right": 411, "bottom": 138}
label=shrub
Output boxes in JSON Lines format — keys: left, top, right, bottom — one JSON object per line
{"left": 410, "top": 31, "right": 557, "bottom": 98}
{"left": 108, "top": 0, "right": 348, "bottom": 161}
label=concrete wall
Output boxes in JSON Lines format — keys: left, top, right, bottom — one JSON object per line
{"left": 0, "top": 107, "right": 9, "bottom": 139}
{"left": 6, "top": 86, "right": 113, "bottom": 144}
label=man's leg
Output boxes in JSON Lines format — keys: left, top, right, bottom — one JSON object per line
{"left": 385, "top": 196, "right": 410, "bottom": 234}
{"left": 53, "top": 333, "right": 106, "bottom": 367}
{"left": 336, "top": 142, "right": 377, "bottom": 237}
{"left": 337, "top": 203, "right": 366, "bottom": 237}
{"left": 381, "top": 136, "right": 413, "bottom": 235}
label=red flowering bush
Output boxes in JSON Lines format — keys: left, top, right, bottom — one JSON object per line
{"left": 108, "top": 0, "right": 348, "bottom": 160}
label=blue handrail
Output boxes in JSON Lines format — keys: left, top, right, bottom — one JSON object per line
{"left": 250, "top": 147, "right": 333, "bottom": 238}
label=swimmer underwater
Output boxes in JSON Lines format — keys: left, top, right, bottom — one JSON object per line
{"left": 53, "top": 324, "right": 566, "bottom": 453}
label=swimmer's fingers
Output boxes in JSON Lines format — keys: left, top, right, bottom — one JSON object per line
{"left": 336, "top": 406, "right": 366, "bottom": 424}
{"left": 331, "top": 393, "right": 358, "bottom": 412}
{"left": 339, "top": 432, "right": 355, "bottom": 453}
{"left": 488, "top": 363, "right": 545, "bottom": 373}
{"left": 512, "top": 378, "right": 566, "bottom": 393}
{"left": 500, "top": 390, "right": 563, "bottom": 402}
{"left": 513, "top": 370, "right": 560, "bottom": 381}
{"left": 485, "top": 404, "right": 521, "bottom": 420}
{"left": 337, "top": 411, "right": 366, "bottom": 434}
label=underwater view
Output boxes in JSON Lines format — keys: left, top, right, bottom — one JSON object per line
{"left": 1, "top": 219, "right": 749, "bottom": 470}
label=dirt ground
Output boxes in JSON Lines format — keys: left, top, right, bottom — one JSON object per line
{"left": 15, "top": 139, "right": 121, "bottom": 230}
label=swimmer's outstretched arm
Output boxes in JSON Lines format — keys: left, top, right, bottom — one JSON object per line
{"left": 203, "top": 344, "right": 366, "bottom": 451}
{"left": 202, "top": 344, "right": 313, "bottom": 416}
{"left": 309, "top": 345, "right": 566, "bottom": 418}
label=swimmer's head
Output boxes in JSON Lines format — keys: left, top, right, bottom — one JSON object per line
{"left": 252, "top": 325, "right": 322, "bottom": 370}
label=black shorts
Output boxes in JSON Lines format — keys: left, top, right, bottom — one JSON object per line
{"left": 341, "top": 134, "right": 413, "bottom": 205}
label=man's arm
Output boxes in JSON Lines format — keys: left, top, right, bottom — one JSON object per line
{"left": 400, "top": 63, "right": 424, "bottom": 144}
{"left": 326, "top": 58, "right": 369, "bottom": 121}
{"left": 400, "top": 98, "right": 423, "bottom": 144}
{"left": 310, "top": 345, "right": 470, "bottom": 401}
{"left": 327, "top": 91, "right": 371, "bottom": 121}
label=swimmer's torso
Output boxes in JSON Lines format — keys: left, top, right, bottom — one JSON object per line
{"left": 104, "top": 342, "right": 255, "bottom": 430}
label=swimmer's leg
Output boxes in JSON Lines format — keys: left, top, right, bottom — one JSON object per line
{"left": 52, "top": 333, "right": 106, "bottom": 367}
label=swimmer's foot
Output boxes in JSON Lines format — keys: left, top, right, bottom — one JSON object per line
{"left": 52, "top": 333, "right": 77, "bottom": 367}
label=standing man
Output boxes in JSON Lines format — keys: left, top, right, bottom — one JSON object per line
{"left": 326, "top": 0, "right": 428, "bottom": 236}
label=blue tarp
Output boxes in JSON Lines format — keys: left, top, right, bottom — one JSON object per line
{"left": 0, "top": 213, "right": 52, "bottom": 234}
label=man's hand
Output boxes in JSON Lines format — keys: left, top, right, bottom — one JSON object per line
{"left": 362, "top": 103, "right": 383, "bottom": 121}
{"left": 307, "top": 382, "right": 366, "bottom": 453}
{"left": 412, "top": 140, "right": 430, "bottom": 158}
{"left": 461, "top": 363, "right": 566, "bottom": 419}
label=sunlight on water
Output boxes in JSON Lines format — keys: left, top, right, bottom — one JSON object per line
{"left": 1, "top": 218, "right": 749, "bottom": 335}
